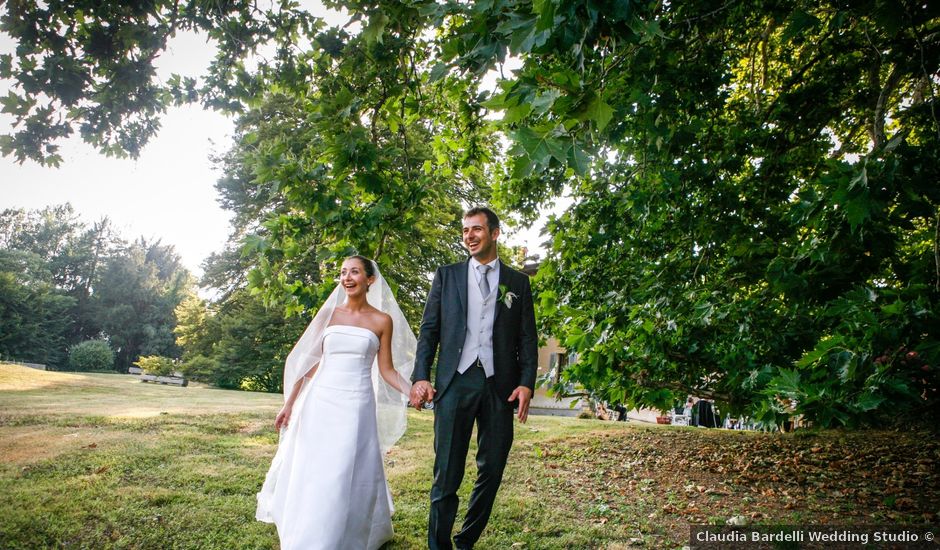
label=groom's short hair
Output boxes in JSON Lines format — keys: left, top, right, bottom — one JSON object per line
{"left": 464, "top": 207, "right": 500, "bottom": 232}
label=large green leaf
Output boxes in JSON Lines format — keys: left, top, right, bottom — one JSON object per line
{"left": 361, "top": 13, "right": 389, "bottom": 44}
{"left": 584, "top": 95, "right": 614, "bottom": 131}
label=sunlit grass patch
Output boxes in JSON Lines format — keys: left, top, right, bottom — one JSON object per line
{"left": 0, "top": 424, "right": 125, "bottom": 465}
{"left": 0, "top": 364, "right": 88, "bottom": 391}
{"left": 0, "top": 363, "right": 281, "bottom": 419}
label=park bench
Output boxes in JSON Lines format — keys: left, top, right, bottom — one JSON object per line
{"left": 138, "top": 374, "right": 188, "bottom": 387}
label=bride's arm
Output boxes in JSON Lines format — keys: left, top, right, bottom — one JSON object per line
{"left": 287, "top": 364, "right": 318, "bottom": 402}
{"left": 377, "top": 316, "right": 410, "bottom": 395}
{"left": 275, "top": 362, "right": 319, "bottom": 430}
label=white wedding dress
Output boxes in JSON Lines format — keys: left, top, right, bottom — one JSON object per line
{"left": 256, "top": 325, "right": 394, "bottom": 550}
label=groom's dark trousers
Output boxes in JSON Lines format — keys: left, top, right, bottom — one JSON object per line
{"left": 413, "top": 260, "right": 537, "bottom": 550}
{"left": 431, "top": 364, "right": 513, "bottom": 549}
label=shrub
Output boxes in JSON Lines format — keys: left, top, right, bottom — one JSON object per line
{"left": 180, "top": 355, "right": 217, "bottom": 382}
{"left": 68, "top": 340, "right": 114, "bottom": 371}
{"left": 134, "top": 355, "right": 177, "bottom": 377}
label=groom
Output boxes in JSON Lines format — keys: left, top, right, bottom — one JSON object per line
{"left": 410, "top": 206, "right": 538, "bottom": 550}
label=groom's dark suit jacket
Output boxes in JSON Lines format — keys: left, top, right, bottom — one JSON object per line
{"left": 413, "top": 258, "right": 538, "bottom": 403}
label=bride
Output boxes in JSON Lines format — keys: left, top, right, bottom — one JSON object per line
{"left": 256, "top": 255, "right": 415, "bottom": 549}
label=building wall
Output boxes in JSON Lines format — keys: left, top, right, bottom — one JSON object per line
{"left": 520, "top": 261, "right": 586, "bottom": 417}
{"left": 529, "top": 337, "right": 583, "bottom": 417}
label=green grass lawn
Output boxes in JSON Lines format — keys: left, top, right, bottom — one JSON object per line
{"left": 0, "top": 364, "right": 627, "bottom": 549}
{"left": 1, "top": 363, "right": 937, "bottom": 549}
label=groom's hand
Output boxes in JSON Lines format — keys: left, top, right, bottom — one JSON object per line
{"left": 410, "top": 381, "right": 434, "bottom": 410}
{"left": 508, "top": 386, "right": 533, "bottom": 423}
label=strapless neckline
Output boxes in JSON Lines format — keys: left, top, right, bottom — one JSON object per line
{"left": 324, "top": 324, "right": 380, "bottom": 344}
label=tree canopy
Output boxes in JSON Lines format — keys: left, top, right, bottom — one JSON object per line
{"left": 467, "top": 0, "right": 940, "bottom": 426}
{"left": 3, "top": 0, "right": 937, "bottom": 426}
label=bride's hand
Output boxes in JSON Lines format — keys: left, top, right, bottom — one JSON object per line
{"left": 275, "top": 404, "right": 293, "bottom": 430}
{"left": 410, "top": 381, "right": 434, "bottom": 410}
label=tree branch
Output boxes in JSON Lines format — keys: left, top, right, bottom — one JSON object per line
{"left": 933, "top": 208, "right": 940, "bottom": 291}
{"left": 870, "top": 64, "right": 902, "bottom": 151}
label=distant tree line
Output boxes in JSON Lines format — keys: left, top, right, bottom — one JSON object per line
{"left": 0, "top": 204, "right": 313, "bottom": 392}
{"left": 0, "top": 204, "right": 187, "bottom": 372}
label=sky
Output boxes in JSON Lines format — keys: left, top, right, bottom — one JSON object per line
{"left": 0, "top": 30, "right": 235, "bottom": 278}
{"left": 0, "top": 6, "right": 553, "bottom": 281}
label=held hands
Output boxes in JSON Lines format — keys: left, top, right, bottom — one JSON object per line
{"left": 508, "top": 386, "right": 533, "bottom": 423}
{"left": 409, "top": 380, "right": 435, "bottom": 410}
{"left": 274, "top": 404, "right": 293, "bottom": 430}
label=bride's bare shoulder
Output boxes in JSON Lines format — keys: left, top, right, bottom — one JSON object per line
{"left": 369, "top": 308, "right": 392, "bottom": 325}
{"left": 366, "top": 309, "right": 393, "bottom": 335}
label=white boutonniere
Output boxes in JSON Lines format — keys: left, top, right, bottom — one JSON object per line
{"left": 498, "top": 284, "right": 518, "bottom": 309}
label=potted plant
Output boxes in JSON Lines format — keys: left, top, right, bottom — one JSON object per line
{"left": 648, "top": 390, "right": 678, "bottom": 424}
